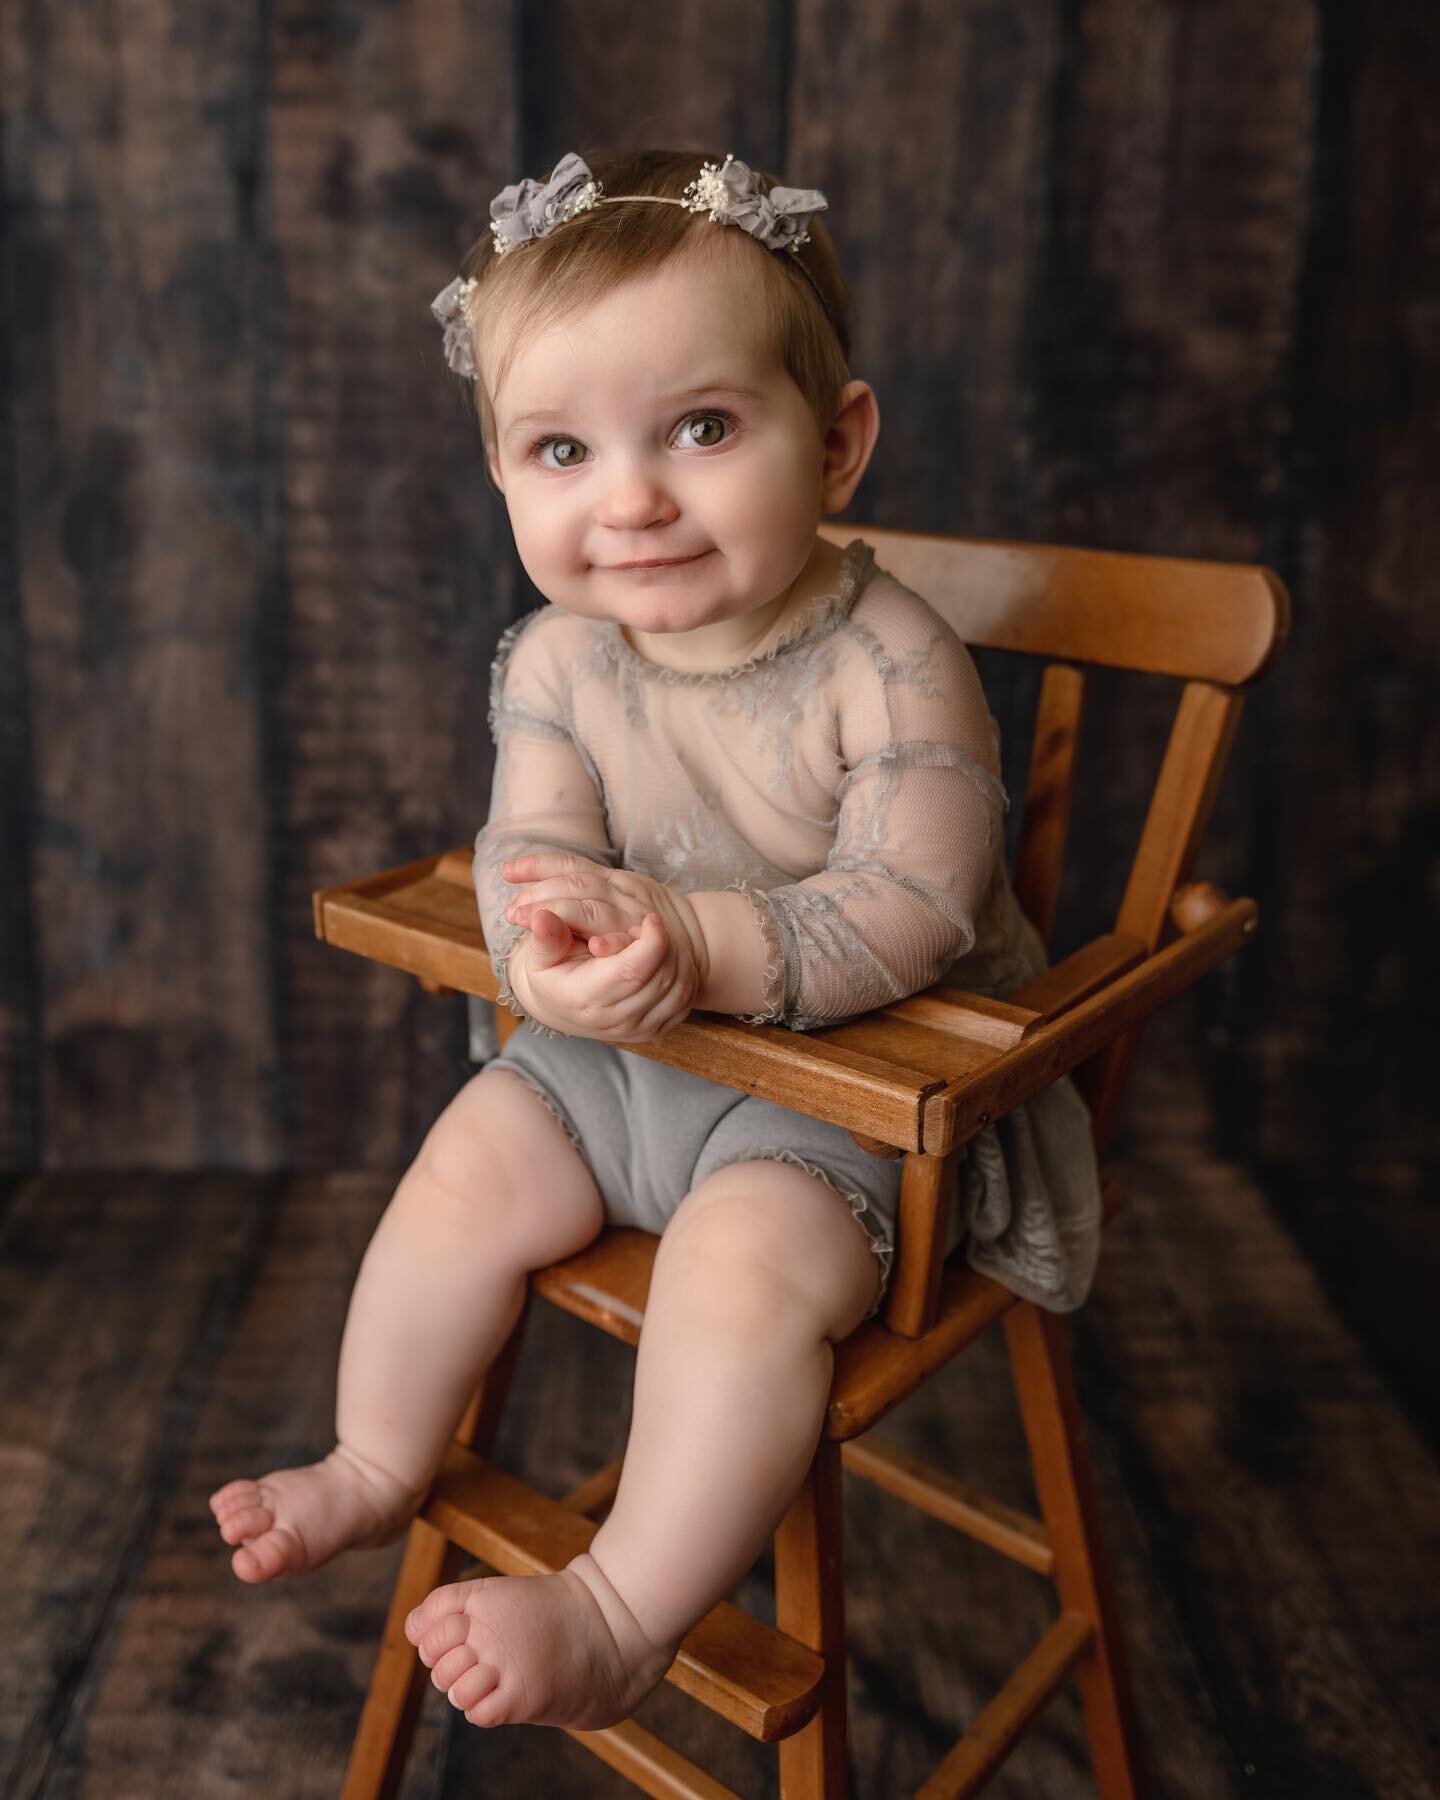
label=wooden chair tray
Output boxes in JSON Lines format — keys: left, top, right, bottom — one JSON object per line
{"left": 314, "top": 846, "right": 1253, "bottom": 1156}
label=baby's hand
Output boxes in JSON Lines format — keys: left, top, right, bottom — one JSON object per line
{"left": 502, "top": 853, "right": 704, "bottom": 965}
{"left": 507, "top": 902, "right": 701, "bottom": 1043}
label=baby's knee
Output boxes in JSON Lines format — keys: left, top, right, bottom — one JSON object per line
{"left": 414, "top": 1070, "right": 604, "bottom": 1264}
{"left": 658, "top": 1164, "right": 880, "bottom": 1334}
{"left": 417, "top": 1074, "right": 509, "bottom": 1204}
{"left": 654, "top": 1227, "right": 804, "bottom": 1338}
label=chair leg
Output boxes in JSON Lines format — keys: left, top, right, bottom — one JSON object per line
{"left": 774, "top": 1437, "right": 849, "bottom": 1799}
{"left": 1003, "top": 1302, "right": 1149, "bottom": 1800}
{"left": 341, "top": 1291, "right": 534, "bottom": 1800}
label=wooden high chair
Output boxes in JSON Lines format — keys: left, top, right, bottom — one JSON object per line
{"left": 315, "top": 523, "right": 1287, "bottom": 1798}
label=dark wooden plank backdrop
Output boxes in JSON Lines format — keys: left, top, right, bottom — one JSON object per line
{"left": 1, "top": 0, "right": 1435, "bottom": 1456}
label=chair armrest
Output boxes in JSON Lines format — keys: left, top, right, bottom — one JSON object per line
{"left": 918, "top": 892, "right": 1257, "bottom": 1154}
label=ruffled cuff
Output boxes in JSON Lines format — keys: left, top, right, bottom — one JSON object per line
{"left": 721, "top": 878, "right": 786, "bottom": 1025}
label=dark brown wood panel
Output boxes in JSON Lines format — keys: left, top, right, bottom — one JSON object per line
{"left": 54, "top": 1172, "right": 449, "bottom": 1798}
{"left": 1242, "top": 5, "right": 1440, "bottom": 1173}
{"left": 1, "top": 1, "right": 281, "bottom": 1167}
{"left": 1030, "top": 2, "right": 1318, "bottom": 558}
{"left": 1230, "top": 1, "right": 1440, "bottom": 1455}
{"left": 1070, "top": 1017, "right": 1440, "bottom": 1799}
{"left": 265, "top": 0, "right": 521, "bottom": 1169}
{"left": 1022, "top": 0, "right": 1319, "bottom": 960}
{"left": 0, "top": 76, "right": 39, "bottom": 1170}
{"left": 0, "top": 1173, "right": 283, "bottom": 1792}
{"left": 525, "top": 0, "right": 786, "bottom": 164}
{"left": 791, "top": 0, "right": 1063, "bottom": 544}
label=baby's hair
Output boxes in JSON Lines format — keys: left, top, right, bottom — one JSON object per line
{"left": 447, "top": 147, "right": 856, "bottom": 467}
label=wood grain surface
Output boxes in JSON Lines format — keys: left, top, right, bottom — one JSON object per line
{"left": 1, "top": 2, "right": 282, "bottom": 1169}
{"left": 262, "top": 0, "right": 520, "bottom": 1170}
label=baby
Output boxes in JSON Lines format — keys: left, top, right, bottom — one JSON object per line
{"left": 209, "top": 148, "right": 1101, "bottom": 1733}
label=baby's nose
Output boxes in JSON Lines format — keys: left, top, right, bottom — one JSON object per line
{"left": 593, "top": 463, "right": 680, "bottom": 532}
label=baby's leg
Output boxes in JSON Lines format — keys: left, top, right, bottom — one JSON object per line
{"left": 209, "top": 1068, "right": 605, "bottom": 1582}
{"left": 407, "top": 1159, "right": 882, "bottom": 1729}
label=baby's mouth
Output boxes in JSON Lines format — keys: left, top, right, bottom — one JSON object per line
{"left": 604, "top": 550, "right": 712, "bottom": 571}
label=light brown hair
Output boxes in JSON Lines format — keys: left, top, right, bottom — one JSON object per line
{"left": 446, "top": 148, "right": 855, "bottom": 469}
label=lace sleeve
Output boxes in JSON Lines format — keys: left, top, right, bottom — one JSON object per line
{"left": 473, "top": 613, "right": 617, "bottom": 1032}
{"left": 752, "top": 612, "right": 1008, "bottom": 1031}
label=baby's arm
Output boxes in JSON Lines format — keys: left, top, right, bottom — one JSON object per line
{"left": 474, "top": 616, "right": 621, "bottom": 1030}
{"left": 491, "top": 606, "right": 1006, "bottom": 1033}
{"left": 687, "top": 891, "right": 776, "bottom": 1016}
{"left": 688, "top": 619, "right": 1009, "bottom": 1031}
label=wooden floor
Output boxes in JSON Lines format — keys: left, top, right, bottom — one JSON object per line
{"left": 3, "top": 1015, "right": 1437, "bottom": 1799}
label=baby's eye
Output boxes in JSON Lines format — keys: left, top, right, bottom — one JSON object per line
{"left": 535, "top": 437, "right": 588, "bottom": 470}
{"left": 674, "top": 413, "right": 732, "bottom": 450}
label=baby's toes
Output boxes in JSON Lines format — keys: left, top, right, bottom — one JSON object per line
{"left": 429, "top": 1641, "right": 477, "bottom": 1688}
{"left": 416, "top": 1610, "right": 472, "bottom": 1670}
{"left": 208, "top": 1478, "right": 258, "bottom": 1512}
{"left": 209, "top": 1480, "right": 267, "bottom": 1528}
{"left": 232, "top": 1523, "right": 305, "bottom": 1583}
{"left": 463, "top": 1677, "right": 518, "bottom": 1729}
{"left": 450, "top": 1660, "right": 503, "bottom": 1716}
{"left": 405, "top": 1578, "right": 483, "bottom": 1646}
{"left": 215, "top": 1501, "right": 274, "bottom": 1546}
{"left": 432, "top": 1643, "right": 501, "bottom": 1714}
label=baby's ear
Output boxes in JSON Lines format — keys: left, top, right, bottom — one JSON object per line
{"left": 821, "top": 381, "right": 880, "bottom": 514}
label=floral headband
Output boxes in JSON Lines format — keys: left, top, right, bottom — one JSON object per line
{"left": 430, "top": 151, "right": 829, "bottom": 378}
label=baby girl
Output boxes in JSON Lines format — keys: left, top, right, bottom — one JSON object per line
{"left": 209, "top": 149, "right": 1101, "bottom": 1733}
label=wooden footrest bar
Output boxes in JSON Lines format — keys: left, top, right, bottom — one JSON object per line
{"left": 917, "top": 1612, "right": 1095, "bottom": 1798}
{"left": 422, "top": 1445, "right": 825, "bottom": 1742}
{"left": 840, "top": 1438, "right": 1053, "bottom": 1576}
{"left": 564, "top": 1718, "right": 743, "bottom": 1800}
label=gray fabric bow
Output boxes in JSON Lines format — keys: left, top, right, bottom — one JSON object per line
{"left": 489, "top": 151, "right": 598, "bottom": 253}
{"left": 430, "top": 274, "right": 478, "bottom": 378}
{"left": 704, "top": 155, "right": 827, "bottom": 252}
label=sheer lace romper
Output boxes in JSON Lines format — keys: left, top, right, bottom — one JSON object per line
{"left": 473, "top": 539, "right": 1103, "bottom": 1316}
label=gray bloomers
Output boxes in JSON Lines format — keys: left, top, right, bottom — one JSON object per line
{"left": 479, "top": 1021, "right": 962, "bottom": 1320}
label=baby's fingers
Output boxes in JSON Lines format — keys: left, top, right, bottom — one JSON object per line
{"left": 576, "top": 913, "right": 671, "bottom": 1002}
{"left": 510, "top": 894, "right": 633, "bottom": 939}
{"left": 613, "top": 912, "right": 668, "bottom": 977}
{"left": 587, "top": 924, "right": 644, "bottom": 958}
{"left": 612, "top": 918, "right": 694, "bottom": 1038}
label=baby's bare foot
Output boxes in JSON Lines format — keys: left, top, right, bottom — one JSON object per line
{"left": 208, "top": 1445, "right": 428, "bottom": 1584}
{"left": 405, "top": 1549, "right": 678, "bottom": 1730}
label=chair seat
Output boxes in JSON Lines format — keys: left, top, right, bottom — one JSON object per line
{"left": 531, "top": 1171, "right": 1124, "bottom": 1443}
{"left": 421, "top": 1444, "right": 825, "bottom": 1742}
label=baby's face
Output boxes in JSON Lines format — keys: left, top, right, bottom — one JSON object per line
{"left": 485, "top": 246, "right": 831, "bottom": 636}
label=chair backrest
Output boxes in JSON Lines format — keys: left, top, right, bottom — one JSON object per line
{"left": 820, "top": 521, "right": 1290, "bottom": 1155}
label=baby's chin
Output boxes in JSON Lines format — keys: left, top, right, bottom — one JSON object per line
{"left": 570, "top": 569, "right": 748, "bottom": 633}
